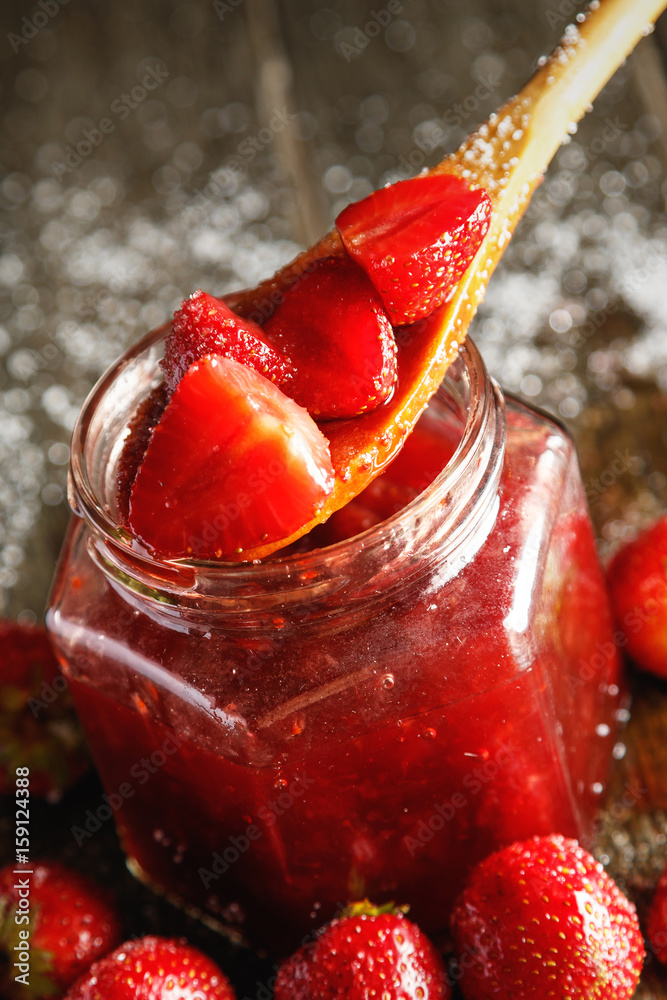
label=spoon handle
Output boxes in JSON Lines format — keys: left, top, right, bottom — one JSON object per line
{"left": 444, "top": 0, "right": 667, "bottom": 329}
{"left": 232, "top": 0, "right": 667, "bottom": 561}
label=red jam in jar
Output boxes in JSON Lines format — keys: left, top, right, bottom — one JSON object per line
{"left": 47, "top": 328, "right": 621, "bottom": 952}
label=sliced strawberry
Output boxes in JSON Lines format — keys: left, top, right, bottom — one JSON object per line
{"left": 116, "top": 383, "right": 169, "bottom": 522}
{"left": 336, "top": 174, "right": 492, "bottom": 325}
{"left": 262, "top": 256, "right": 397, "bottom": 419}
{"left": 163, "top": 290, "right": 294, "bottom": 393}
{"left": 129, "top": 354, "right": 334, "bottom": 560}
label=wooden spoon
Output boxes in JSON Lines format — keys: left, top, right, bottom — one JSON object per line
{"left": 227, "top": 0, "right": 667, "bottom": 561}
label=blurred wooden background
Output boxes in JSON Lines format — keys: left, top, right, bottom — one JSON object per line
{"left": 1, "top": 0, "right": 667, "bottom": 994}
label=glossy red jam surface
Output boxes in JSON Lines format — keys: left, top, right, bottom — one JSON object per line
{"left": 48, "top": 383, "right": 621, "bottom": 953}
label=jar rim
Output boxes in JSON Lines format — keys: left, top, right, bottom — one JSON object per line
{"left": 69, "top": 326, "right": 505, "bottom": 611}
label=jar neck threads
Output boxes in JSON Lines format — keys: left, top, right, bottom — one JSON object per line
{"left": 69, "top": 330, "right": 506, "bottom": 623}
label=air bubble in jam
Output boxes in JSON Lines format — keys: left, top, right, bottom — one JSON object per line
{"left": 382, "top": 673, "right": 395, "bottom": 690}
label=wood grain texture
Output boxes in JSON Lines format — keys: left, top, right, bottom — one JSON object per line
{"left": 595, "top": 675, "right": 667, "bottom": 996}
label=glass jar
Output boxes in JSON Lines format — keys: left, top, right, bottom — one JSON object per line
{"left": 47, "top": 327, "right": 621, "bottom": 952}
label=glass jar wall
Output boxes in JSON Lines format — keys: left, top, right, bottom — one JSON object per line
{"left": 47, "top": 331, "right": 621, "bottom": 952}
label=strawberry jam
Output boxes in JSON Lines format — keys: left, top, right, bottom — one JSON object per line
{"left": 47, "top": 332, "right": 621, "bottom": 953}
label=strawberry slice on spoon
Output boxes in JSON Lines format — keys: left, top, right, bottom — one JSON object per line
{"left": 128, "top": 354, "right": 334, "bottom": 560}
{"left": 217, "top": 0, "right": 666, "bottom": 561}
{"left": 336, "top": 174, "right": 492, "bottom": 326}
{"left": 123, "top": 0, "right": 666, "bottom": 563}
{"left": 262, "top": 255, "right": 397, "bottom": 419}
{"left": 165, "top": 268, "right": 398, "bottom": 421}
{"left": 163, "top": 290, "right": 294, "bottom": 394}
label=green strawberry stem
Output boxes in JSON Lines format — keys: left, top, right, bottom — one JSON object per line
{"left": 342, "top": 900, "right": 409, "bottom": 920}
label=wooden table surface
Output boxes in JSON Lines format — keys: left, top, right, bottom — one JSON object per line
{"left": 1, "top": 0, "right": 667, "bottom": 995}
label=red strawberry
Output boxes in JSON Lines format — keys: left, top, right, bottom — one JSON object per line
{"left": 607, "top": 515, "right": 667, "bottom": 677}
{"left": 262, "top": 256, "right": 397, "bottom": 419}
{"left": 116, "top": 383, "right": 169, "bottom": 522}
{"left": 451, "top": 834, "right": 644, "bottom": 1000}
{"left": 64, "top": 935, "right": 235, "bottom": 999}
{"left": 163, "top": 290, "right": 294, "bottom": 394}
{"left": 0, "top": 622, "right": 89, "bottom": 799}
{"left": 0, "top": 861, "right": 122, "bottom": 999}
{"left": 129, "top": 354, "right": 334, "bottom": 559}
{"left": 648, "top": 863, "right": 667, "bottom": 964}
{"left": 274, "top": 901, "right": 451, "bottom": 1000}
{"left": 336, "top": 174, "right": 492, "bottom": 325}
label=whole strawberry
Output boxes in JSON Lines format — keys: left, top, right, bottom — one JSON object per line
{"left": 647, "top": 863, "right": 667, "bottom": 964}
{"left": 274, "top": 901, "right": 450, "bottom": 1000}
{"left": 65, "top": 935, "right": 236, "bottom": 999}
{"left": 607, "top": 515, "right": 667, "bottom": 678}
{"left": 0, "top": 861, "right": 122, "bottom": 999}
{"left": 451, "top": 834, "right": 644, "bottom": 999}
{"left": 0, "top": 620, "right": 89, "bottom": 798}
